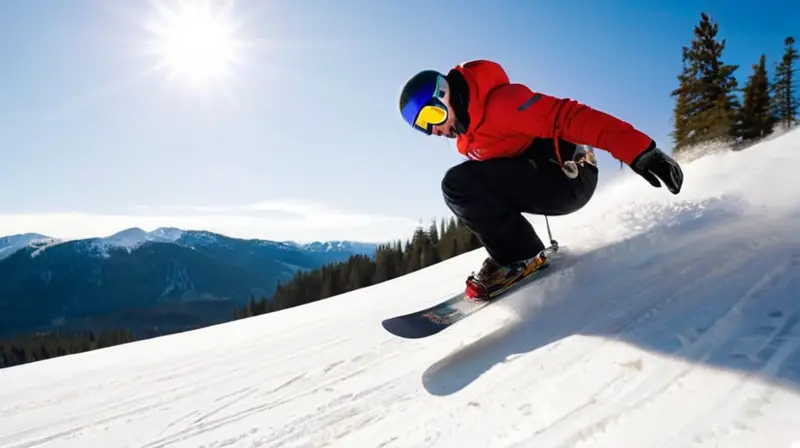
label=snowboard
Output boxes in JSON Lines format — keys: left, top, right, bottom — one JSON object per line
{"left": 381, "top": 243, "right": 560, "bottom": 339}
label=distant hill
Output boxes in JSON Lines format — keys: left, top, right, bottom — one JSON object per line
{"left": 0, "top": 233, "right": 56, "bottom": 260}
{"left": 284, "top": 240, "right": 378, "bottom": 265}
{"left": 0, "top": 227, "right": 378, "bottom": 338}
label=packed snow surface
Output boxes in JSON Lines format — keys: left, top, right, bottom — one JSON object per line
{"left": 2, "top": 130, "right": 800, "bottom": 447}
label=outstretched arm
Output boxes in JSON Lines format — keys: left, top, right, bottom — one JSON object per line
{"left": 494, "top": 85, "right": 654, "bottom": 165}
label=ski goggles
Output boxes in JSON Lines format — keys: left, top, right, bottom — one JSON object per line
{"left": 401, "top": 76, "right": 449, "bottom": 135}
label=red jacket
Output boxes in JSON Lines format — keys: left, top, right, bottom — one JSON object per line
{"left": 452, "top": 60, "right": 653, "bottom": 166}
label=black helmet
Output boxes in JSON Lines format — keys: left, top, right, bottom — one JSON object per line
{"left": 399, "top": 69, "right": 449, "bottom": 135}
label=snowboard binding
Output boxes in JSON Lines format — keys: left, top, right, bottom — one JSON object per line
{"left": 464, "top": 240, "right": 558, "bottom": 301}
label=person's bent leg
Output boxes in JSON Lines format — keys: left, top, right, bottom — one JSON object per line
{"left": 441, "top": 141, "right": 598, "bottom": 266}
{"left": 441, "top": 157, "right": 546, "bottom": 265}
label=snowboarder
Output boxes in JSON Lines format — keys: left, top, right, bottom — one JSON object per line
{"left": 398, "top": 59, "right": 683, "bottom": 299}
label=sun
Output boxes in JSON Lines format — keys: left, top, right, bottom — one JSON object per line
{"left": 147, "top": 1, "right": 242, "bottom": 85}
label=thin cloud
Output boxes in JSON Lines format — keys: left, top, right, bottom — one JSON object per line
{"left": 0, "top": 200, "right": 422, "bottom": 243}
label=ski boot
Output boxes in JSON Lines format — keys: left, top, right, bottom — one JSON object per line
{"left": 464, "top": 250, "right": 550, "bottom": 301}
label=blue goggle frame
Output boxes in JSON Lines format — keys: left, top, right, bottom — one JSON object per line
{"left": 401, "top": 75, "right": 449, "bottom": 135}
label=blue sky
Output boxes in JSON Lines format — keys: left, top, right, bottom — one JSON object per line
{"left": 0, "top": 0, "right": 797, "bottom": 243}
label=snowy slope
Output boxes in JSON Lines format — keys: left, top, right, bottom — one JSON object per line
{"left": 2, "top": 130, "right": 800, "bottom": 447}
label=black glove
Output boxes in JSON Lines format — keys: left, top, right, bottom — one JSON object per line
{"left": 630, "top": 142, "right": 683, "bottom": 194}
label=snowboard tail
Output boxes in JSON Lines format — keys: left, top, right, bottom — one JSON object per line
{"left": 381, "top": 243, "right": 560, "bottom": 339}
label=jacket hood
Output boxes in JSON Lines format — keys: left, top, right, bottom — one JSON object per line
{"left": 451, "top": 60, "right": 510, "bottom": 131}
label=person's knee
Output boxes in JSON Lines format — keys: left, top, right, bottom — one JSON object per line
{"left": 572, "top": 164, "right": 599, "bottom": 208}
{"left": 441, "top": 161, "right": 475, "bottom": 204}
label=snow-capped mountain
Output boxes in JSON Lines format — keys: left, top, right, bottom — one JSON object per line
{"left": 71, "top": 227, "right": 187, "bottom": 258}
{"left": 284, "top": 240, "right": 379, "bottom": 264}
{"left": 0, "top": 227, "right": 377, "bottom": 260}
{"left": 0, "top": 228, "right": 378, "bottom": 339}
{"left": 146, "top": 226, "right": 185, "bottom": 242}
{"left": 0, "top": 233, "right": 60, "bottom": 260}
{"left": 100, "top": 226, "right": 183, "bottom": 245}
{"left": 292, "top": 240, "right": 378, "bottom": 254}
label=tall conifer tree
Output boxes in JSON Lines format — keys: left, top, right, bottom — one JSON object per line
{"left": 670, "top": 13, "right": 740, "bottom": 154}
{"left": 772, "top": 36, "right": 799, "bottom": 129}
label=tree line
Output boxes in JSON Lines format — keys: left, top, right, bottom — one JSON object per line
{"left": 0, "top": 216, "right": 481, "bottom": 369}
{"left": 0, "top": 329, "right": 135, "bottom": 369}
{"left": 234, "top": 216, "right": 482, "bottom": 319}
{"left": 671, "top": 13, "right": 797, "bottom": 160}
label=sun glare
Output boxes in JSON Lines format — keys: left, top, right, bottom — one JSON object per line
{"left": 147, "top": 1, "right": 242, "bottom": 85}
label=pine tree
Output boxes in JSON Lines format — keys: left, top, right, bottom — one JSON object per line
{"left": 372, "top": 246, "right": 392, "bottom": 284}
{"left": 405, "top": 227, "right": 427, "bottom": 273}
{"left": 750, "top": 54, "right": 776, "bottom": 138}
{"left": 422, "top": 242, "right": 441, "bottom": 267}
{"left": 734, "top": 54, "right": 776, "bottom": 140}
{"left": 346, "top": 259, "right": 364, "bottom": 289}
{"left": 671, "top": 13, "right": 740, "bottom": 152}
{"left": 671, "top": 46, "right": 699, "bottom": 152}
{"left": 320, "top": 267, "right": 343, "bottom": 299}
{"left": 447, "top": 216, "right": 458, "bottom": 234}
{"left": 0, "top": 345, "right": 7, "bottom": 368}
{"left": 428, "top": 219, "right": 439, "bottom": 246}
{"left": 247, "top": 295, "right": 256, "bottom": 317}
{"left": 772, "top": 36, "right": 799, "bottom": 129}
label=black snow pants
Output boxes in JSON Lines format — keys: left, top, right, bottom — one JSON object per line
{"left": 441, "top": 138, "right": 598, "bottom": 265}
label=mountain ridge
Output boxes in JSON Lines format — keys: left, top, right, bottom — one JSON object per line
{"left": 0, "top": 227, "right": 380, "bottom": 339}
{"left": 0, "top": 226, "right": 378, "bottom": 260}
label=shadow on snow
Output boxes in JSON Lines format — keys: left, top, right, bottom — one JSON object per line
{"left": 422, "top": 201, "right": 800, "bottom": 397}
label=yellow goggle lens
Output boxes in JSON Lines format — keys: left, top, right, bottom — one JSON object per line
{"left": 414, "top": 104, "right": 447, "bottom": 131}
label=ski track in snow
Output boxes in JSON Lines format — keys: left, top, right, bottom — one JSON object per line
{"left": 2, "top": 129, "right": 800, "bottom": 447}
